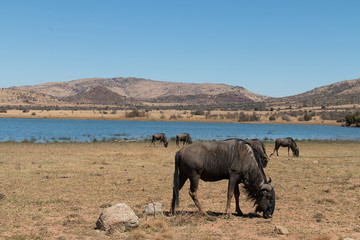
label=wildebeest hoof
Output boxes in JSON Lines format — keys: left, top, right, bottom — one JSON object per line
{"left": 236, "top": 210, "right": 244, "bottom": 216}
{"left": 196, "top": 211, "right": 207, "bottom": 216}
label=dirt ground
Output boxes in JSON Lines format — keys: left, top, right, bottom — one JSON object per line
{"left": 0, "top": 141, "right": 359, "bottom": 239}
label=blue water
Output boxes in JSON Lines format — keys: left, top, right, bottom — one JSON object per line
{"left": 0, "top": 118, "right": 360, "bottom": 142}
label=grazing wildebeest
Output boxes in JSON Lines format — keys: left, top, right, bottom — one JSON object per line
{"left": 225, "top": 139, "right": 269, "bottom": 167}
{"left": 269, "top": 137, "right": 299, "bottom": 157}
{"left": 151, "top": 133, "right": 168, "bottom": 148}
{"left": 176, "top": 133, "right": 193, "bottom": 147}
{"left": 170, "top": 139, "right": 275, "bottom": 218}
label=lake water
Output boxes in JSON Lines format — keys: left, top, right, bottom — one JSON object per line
{"left": 1, "top": 118, "right": 360, "bottom": 143}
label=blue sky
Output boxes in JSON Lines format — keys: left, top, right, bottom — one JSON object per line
{"left": 1, "top": 0, "right": 359, "bottom": 97}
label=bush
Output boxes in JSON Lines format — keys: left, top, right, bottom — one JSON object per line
{"left": 238, "top": 112, "right": 259, "bottom": 122}
{"left": 304, "top": 114, "right": 312, "bottom": 121}
{"left": 0, "top": 107, "right": 7, "bottom": 113}
{"left": 125, "top": 109, "right": 145, "bottom": 118}
{"left": 345, "top": 112, "right": 360, "bottom": 127}
{"left": 269, "top": 116, "right": 276, "bottom": 121}
{"left": 191, "top": 109, "right": 205, "bottom": 116}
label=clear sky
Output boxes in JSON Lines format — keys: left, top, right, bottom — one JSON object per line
{"left": 1, "top": 0, "right": 359, "bottom": 97}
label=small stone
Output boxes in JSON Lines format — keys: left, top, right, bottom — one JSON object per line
{"left": 100, "top": 203, "right": 112, "bottom": 208}
{"left": 312, "top": 160, "right": 319, "bottom": 164}
{"left": 143, "top": 202, "right": 163, "bottom": 215}
{"left": 0, "top": 193, "right": 6, "bottom": 200}
{"left": 274, "top": 225, "right": 289, "bottom": 235}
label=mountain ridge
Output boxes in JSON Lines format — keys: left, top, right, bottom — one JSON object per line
{"left": 5, "top": 77, "right": 360, "bottom": 107}
{"left": 11, "top": 77, "right": 267, "bottom": 102}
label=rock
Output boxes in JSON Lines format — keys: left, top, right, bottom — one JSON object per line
{"left": 143, "top": 202, "right": 163, "bottom": 215}
{"left": 100, "top": 203, "right": 112, "bottom": 208}
{"left": 343, "top": 238, "right": 355, "bottom": 240}
{"left": 274, "top": 225, "right": 289, "bottom": 235}
{"left": 313, "top": 160, "right": 319, "bottom": 164}
{"left": 96, "top": 203, "right": 139, "bottom": 231}
{"left": 0, "top": 193, "right": 6, "bottom": 200}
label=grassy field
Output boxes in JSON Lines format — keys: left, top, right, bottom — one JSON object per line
{"left": 0, "top": 141, "right": 359, "bottom": 239}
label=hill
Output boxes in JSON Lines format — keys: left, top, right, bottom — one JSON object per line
{"left": 11, "top": 77, "right": 268, "bottom": 104}
{"left": 61, "top": 85, "right": 129, "bottom": 105}
{"left": 0, "top": 88, "right": 65, "bottom": 107}
{"left": 271, "top": 78, "right": 360, "bottom": 107}
{"left": 6, "top": 77, "right": 360, "bottom": 109}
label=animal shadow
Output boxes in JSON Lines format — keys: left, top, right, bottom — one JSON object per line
{"left": 164, "top": 210, "right": 262, "bottom": 219}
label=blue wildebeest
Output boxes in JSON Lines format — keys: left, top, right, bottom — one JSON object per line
{"left": 170, "top": 139, "right": 275, "bottom": 218}
{"left": 225, "top": 138, "right": 269, "bottom": 167}
{"left": 269, "top": 137, "right": 299, "bottom": 157}
{"left": 176, "top": 133, "right": 193, "bottom": 147}
{"left": 151, "top": 133, "right": 168, "bottom": 148}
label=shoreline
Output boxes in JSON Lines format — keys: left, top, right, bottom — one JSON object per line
{"left": 0, "top": 109, "right": 343, "bottom": 126}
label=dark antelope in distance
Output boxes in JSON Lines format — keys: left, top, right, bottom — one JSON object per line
{"left": 151, "top": 133, "right": 168, "bottom": 148}
{"left": 269, "top": 137, "right": 299, "bottom": 157}
{"left": 176, "top": 133, "right": 193, "bottom": 147}
{"left": 170, "top": 139, "right": 275, "bottom": 219}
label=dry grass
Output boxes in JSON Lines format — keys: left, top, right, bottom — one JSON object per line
{"left": 0, "top": 141, "right": 359, "bottom": 239}
{"left": 0, "top": 109, "right": 344, "bottom": 126}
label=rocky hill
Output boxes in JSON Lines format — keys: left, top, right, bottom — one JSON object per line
{"left": 11, "top": 77, "right": 268, "bottom": 104}
{"left": 0, "top": 88, "right": 65, "bottom": 107}
{"left": 272, "top": 78, "right": 360, "bottom": 106}
{"left": 5, "top": 77, "right": 360, "bottom": 108}
{"left": 61, "top": 85, "right": 129, "bottom": 105}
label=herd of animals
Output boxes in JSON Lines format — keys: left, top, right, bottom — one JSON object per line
{"left": 151, "top": 133, "right": 299, "bottom": 219}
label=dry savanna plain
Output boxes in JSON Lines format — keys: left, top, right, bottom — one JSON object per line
{"left": 0, "top": 140, "right": 359, "bottom": 240}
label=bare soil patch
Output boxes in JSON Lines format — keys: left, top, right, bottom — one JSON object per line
{"left": 0, "top": 141, "right": 359, "bottom": 239}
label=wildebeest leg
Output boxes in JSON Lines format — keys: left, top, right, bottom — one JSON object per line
{"left": 225, "top": 172, "right": 239, "bottom": 215}
{"left": 288, "top": 147, "right": 290, "bottom": 156}
{"left": 188, "top": 175, "right": 205, "bottom": 214}
{"left": 234, "top": 184, "right": 243, "bottom": 216}
{"left": 269, "top": 149, "right": 275, "bottom": 157}
{"left": 170, "top": 174, "right": 187, "bottom": 215}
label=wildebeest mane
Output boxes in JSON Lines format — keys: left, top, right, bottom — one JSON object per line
{"left": 226, "top": 138, "right": 265, "bottom": 169}
{"left": 229, "top": 139, "right": 269, "bottom": 204}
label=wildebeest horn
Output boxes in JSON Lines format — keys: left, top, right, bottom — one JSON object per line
{"left": 261, "top": 183, "right": 272, "bottom": 191}
{"left": 268, "top": 177, "right": 272, "bottom": 183}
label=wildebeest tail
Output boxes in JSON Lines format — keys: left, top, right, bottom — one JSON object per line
{"left": 173, "top": 151, "right": 180, "bottom": 207}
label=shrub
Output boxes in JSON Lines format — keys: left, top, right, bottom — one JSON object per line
{"left": 281, "top": 114, "right": 291, "bottom": 121}
{"left": 0, "top": 107, "right": 7, "bottom": 113}
{"left": 238, "top": 112, "right": 259, "bottom": 122}
{"left": 125, "top": 109, "right": 145, "bottom": 118}
{"left": 191, "top": 109, "right": 205, "bottom": 116}
{"left": 269, "top": 116, "right": 276, "bottom": 121}
{"left": 304, "top": 114, "right": 312, "bottom": 121}
{"left": 169, "top": 114, "right": 177, "bottom": 120}
{"left": 345, "top": 112, "right": 360, "bottom": 127}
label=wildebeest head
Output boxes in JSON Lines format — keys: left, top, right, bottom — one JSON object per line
{"left": 255, "top": 183, "right": 275, "bottom": 219}
{"left": 164, "top": 141, "right": 169, "bottom": 148}
{"left": 293, "top": 147, "right": 299, "bottom": 157}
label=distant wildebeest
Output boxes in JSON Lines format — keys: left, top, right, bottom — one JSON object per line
{"left": 225, "top": 138, "right": 269, "bottom": 167}
{"left": 170, "top": 139, "right": 275, "bottom": 218}
{"left": 151, "top": 133, "right": 168, "bottom": 148}
{"left": 176, "top": 133, "right": 193, "bottom": 147}
{"left": 269, "top": 137, "right": 299, "bottom": 157}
